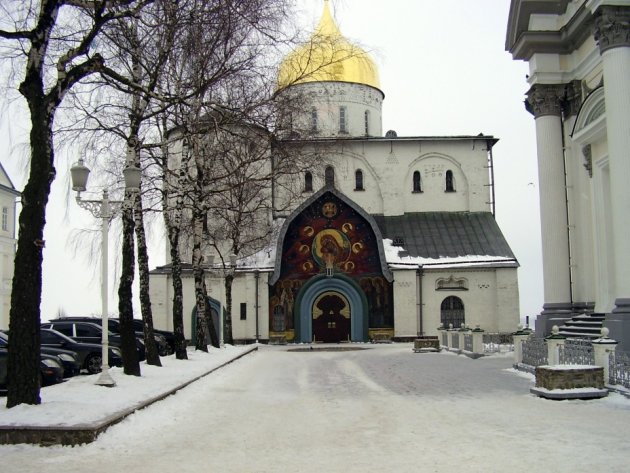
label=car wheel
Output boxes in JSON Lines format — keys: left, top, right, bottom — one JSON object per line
{"left": 85, "top": 354, "right": 102, "bottom": 374}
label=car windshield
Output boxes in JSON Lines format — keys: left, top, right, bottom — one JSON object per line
{"left": 0, "top": 332, "right": 7, "bottom": 346}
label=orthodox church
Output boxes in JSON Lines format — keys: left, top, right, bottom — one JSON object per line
{"left": 149, "top": 2, "right": 520, "bottom": 343}
{"left": 506, "top": 0, "right": 630, "bottom": 351}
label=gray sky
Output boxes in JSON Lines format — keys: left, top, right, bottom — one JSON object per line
{"left": 0, "top": 0, "right": 542, "bottom": 323}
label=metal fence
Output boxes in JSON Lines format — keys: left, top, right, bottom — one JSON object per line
{"left": 452, "top": 333, "right": 460, "bottom": 350}
{"left": 441, "top": 332, "right": 447, "bottom": 347}
{"left": 464, "top": 333, "right": 473, "bottom": 352}
{"left": 609, "top": 350, "right": 630, "bottom": 389}
{"left": 559, "top": 338, "right": 594, "bottom": 365}
{"left": 522, "top": 336, "right": 548, "bottom": 367}
{"left": 483, "top": 333, "right": 514, "bottom": 353}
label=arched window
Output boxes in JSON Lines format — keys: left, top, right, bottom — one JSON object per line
{"left": 304, "top": 171, "right": 313, "bottom": 192}
{"left": 325, "top": 166, "right": 335, "bottom": 187}
{"left": 412, "top": 171, "right": 422, "bottom": 193}
{"left": 310, "top": 108, "right": 318, "bottom": 132}
{"left": 355, "top": 169, "right": 364, "bottom": 191}
{"left": 445, "top": 170, "right": 455, "bottom": 192}
{"left": 364, "top": 110, "right": 370, "bottom": 136}
{"left": 339, "top": 106, "right": 347, "bottom": 133}
{"left": 440, "top": 296, "right": 465, "bottom": 328}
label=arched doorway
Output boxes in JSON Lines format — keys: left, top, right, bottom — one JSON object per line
{"left": 294, "top": 275, "right": 368, "bottom": 343}
{"left": 191, "top": 297, "right": 221, "bottom": 344}
{"left": 441, "top": 296, "right": 465, "bottom": 328}
{"left": 312, "top": 291, "right": 351, "bottom": 342}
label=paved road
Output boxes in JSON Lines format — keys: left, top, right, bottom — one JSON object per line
{"left": 2, "top": 344, "right": 629, "bottom": 472}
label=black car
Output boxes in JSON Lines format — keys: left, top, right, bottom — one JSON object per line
{"left": 40, "top": 353, "right": 65, "bottom": 386}
{"left": 49, "top": 316, "right": 172, "bottom": 356}
{"left": 123, "top": 318, "right": 176, "bottom": 355}
{"left": 0, "top": 348, "right": 64, "bottom": 392}
{"left": 0, "top": 331, "right": 80, "bottom": 378}
{"left": 41, "top": 320, "right": 145, "bottom": 361}
{"left": 40, "top": 328, "right": 123, "bottom": 374}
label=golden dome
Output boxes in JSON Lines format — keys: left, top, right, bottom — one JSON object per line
{"left": 277, "top": 1, "right": 380, "bottom": 91}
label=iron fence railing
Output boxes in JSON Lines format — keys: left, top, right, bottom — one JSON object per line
{"left": 441, "top": 332, "right": 447, "bottom": 347}
{"left": 609, "top": 350, "right": 630, "bottom": 389}
{"left": 522, "top": 336, "right": 547, "bottom": 367}
{"left": 452, "top": 333, "right": 460, "bottom": 350}
{"left": 464, "top": 333, "right": 473, "bottom": 352}
{"left": 559, "top": 338, "right": 595, "bottom": 365}
{"left": 483, "top": 333, "right": 514, "bottom": 353}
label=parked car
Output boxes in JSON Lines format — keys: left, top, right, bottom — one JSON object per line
{"left": 0, "top": 331, "right": 80, "bottom": 378}
{"left": 122, "top": 318, "right": 176, "bottom": 355}
{"left": 0, "top": 348, "right": 64, "bottom": 391}
{"left": 49, "top": 316, "right": 172, "bottom": 356}
{"left": 39, "top": 353, "right": 65, "bottom": 386}
{"left": 41, "top": 320, "right": 145, "bottom": 361}
{"left": 40, "top": 328, "right": 123, "bottom": 374}
{"left": 0, "top": 348, "right": 7, "bottom": 393}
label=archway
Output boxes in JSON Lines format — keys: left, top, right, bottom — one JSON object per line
{"left": 312, "top": 291, "right": 351, "bottom": 342}
{"left": 441, "top": 296, "right": 465, "bottom": 328}
{"left": 191, "top": 297, "right": 221, "bottom": 344}
{"left": 295, "top": 275, "right": 368, "bottom": 343}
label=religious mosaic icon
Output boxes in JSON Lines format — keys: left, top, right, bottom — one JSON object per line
{"left": 322, "top": 201, "right": 337, "bottom": 218}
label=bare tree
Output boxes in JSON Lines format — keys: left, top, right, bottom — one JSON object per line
{"left": 0, "top": 0, "right": 150, "bottom": 407}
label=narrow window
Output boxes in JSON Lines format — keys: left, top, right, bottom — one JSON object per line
{"left": 364, "top": 110, "right": 370, "bottom": 136}
{"left": 304, "top": 171, "right": 313, "bottom": 192}
{"left": 325, "top": 166, "right": 335, "bottom": 187}
{"left": 339, "top": 106, "right": 347, "bottom": 133}
{"left": 355, "top": 169, "right": 364, "bottom": 191}
{"left": 445, "top": 170, "right": 455, "bottom": 192}
{"left": 2, "top": 207, "right": 7, "bottom": 231}
{"left": 310, "top": 107, "right": 318, "bottom": 132}
{"left": 412, "top": 171, "right": 422, "bottom": 193}
{"left": 240, "top": 302, "right": 247, "bottom": 320}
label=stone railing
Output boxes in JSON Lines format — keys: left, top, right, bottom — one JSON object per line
{"left": 514, "top": 326, "right": 626, "bottom": 390}
{"left": 437, "top": 325, "right": 486, "bottom": 358}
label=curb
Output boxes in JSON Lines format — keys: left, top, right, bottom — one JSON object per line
{"left": 0, "top": 346, "right": 258, "bottom": 446}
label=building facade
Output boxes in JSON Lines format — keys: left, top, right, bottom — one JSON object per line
{"left": 149, "top": 2, "right": 520, "bottom": 343}
{"left": 506, "top": 0, "right": 630, "bottom": 350}
{"left": 0, "top": 162, "right": 19, "bottom": 330}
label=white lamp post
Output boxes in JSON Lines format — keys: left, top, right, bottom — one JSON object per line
{"left": 70, "top": 158, "right": 141, "bottom": 387}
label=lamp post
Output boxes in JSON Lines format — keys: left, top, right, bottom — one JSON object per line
{"left": 70, "top": 158, "right": 141, "bottom": 386}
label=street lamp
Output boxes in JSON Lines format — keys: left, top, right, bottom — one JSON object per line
{"left": 70, "top": 158, "right": 141, "bottom": 386}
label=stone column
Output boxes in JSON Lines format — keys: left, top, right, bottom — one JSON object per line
{"left": 472, "top": 326, "right": 485, "bottom": 357}
{"left": 526, "top": 84, "right": 573, "bottom": 335}
{"left": 594, "top": 6, "right": 630, "bottom": 352}
{"left": 545, "top": 326, "right": 566, "bottom": 366}
{"left": 512, "top": 327, "right": 532, "bottom": 367}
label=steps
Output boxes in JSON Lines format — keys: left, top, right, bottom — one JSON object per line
{"left": 558, "top": 313, "right": 605, "bottom": 339}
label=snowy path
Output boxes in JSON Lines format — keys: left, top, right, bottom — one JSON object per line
{"left": 2, "top": 344, "right": 630, "bottom": 472}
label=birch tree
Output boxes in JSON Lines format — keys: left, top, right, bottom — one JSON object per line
{"left": 0, "top": 0, "right": 150, "bottom": 408}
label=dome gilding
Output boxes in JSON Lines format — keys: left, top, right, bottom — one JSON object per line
{"left": 277, "top": 1, "right": 380, "bottom": 91}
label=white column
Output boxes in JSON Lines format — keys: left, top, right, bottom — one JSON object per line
{"left": 527, "top": 84, "right": 573, "bottom": 334}
{"left": 594, "top": 6, "right": 630, "bottom": 352}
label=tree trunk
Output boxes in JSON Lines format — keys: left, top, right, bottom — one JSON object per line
{"left": 168, "top": 224, "right": 188, "bottom": 359}
{"left": 6, "top": 94, "right": 54, "bottom": 407}
{"left": 192, "top": 207, "right": 209, "bottom": 352}
{"left": 134, "top": 194, "right": 161, "bottom": 366}
{"left": 118, "top": 196, "right": 141, "bottom": 376}
{"left": 224, "top": 273, "right": 234, "bottom": 345}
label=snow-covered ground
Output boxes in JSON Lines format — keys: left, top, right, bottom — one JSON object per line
{"left": 2, "top": 344, "right": 629, "bottom": 472}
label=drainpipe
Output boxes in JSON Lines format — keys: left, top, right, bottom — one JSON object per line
{"left": 254, "top": 270, "right": 260, "bottom": 343}
{"left": 416, "top": 267, "right": 424, "bottom": 336}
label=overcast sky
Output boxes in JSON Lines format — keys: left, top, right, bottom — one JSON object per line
{"left": 0, "top": 0, "right": 543, "bottom": 324}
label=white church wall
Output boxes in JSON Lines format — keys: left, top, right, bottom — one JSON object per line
{"left": 421, "top": 268, "right": 518, "bottom": 335}
{"left": 392, "top": 269, "right": 418, "bottom": 338}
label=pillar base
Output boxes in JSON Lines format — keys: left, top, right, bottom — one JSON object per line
{"left": 604, "top": 298, "right": 630, "bottom": 352}
{"left": 535, "top": 303, "right": 573, "bottom": 337}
